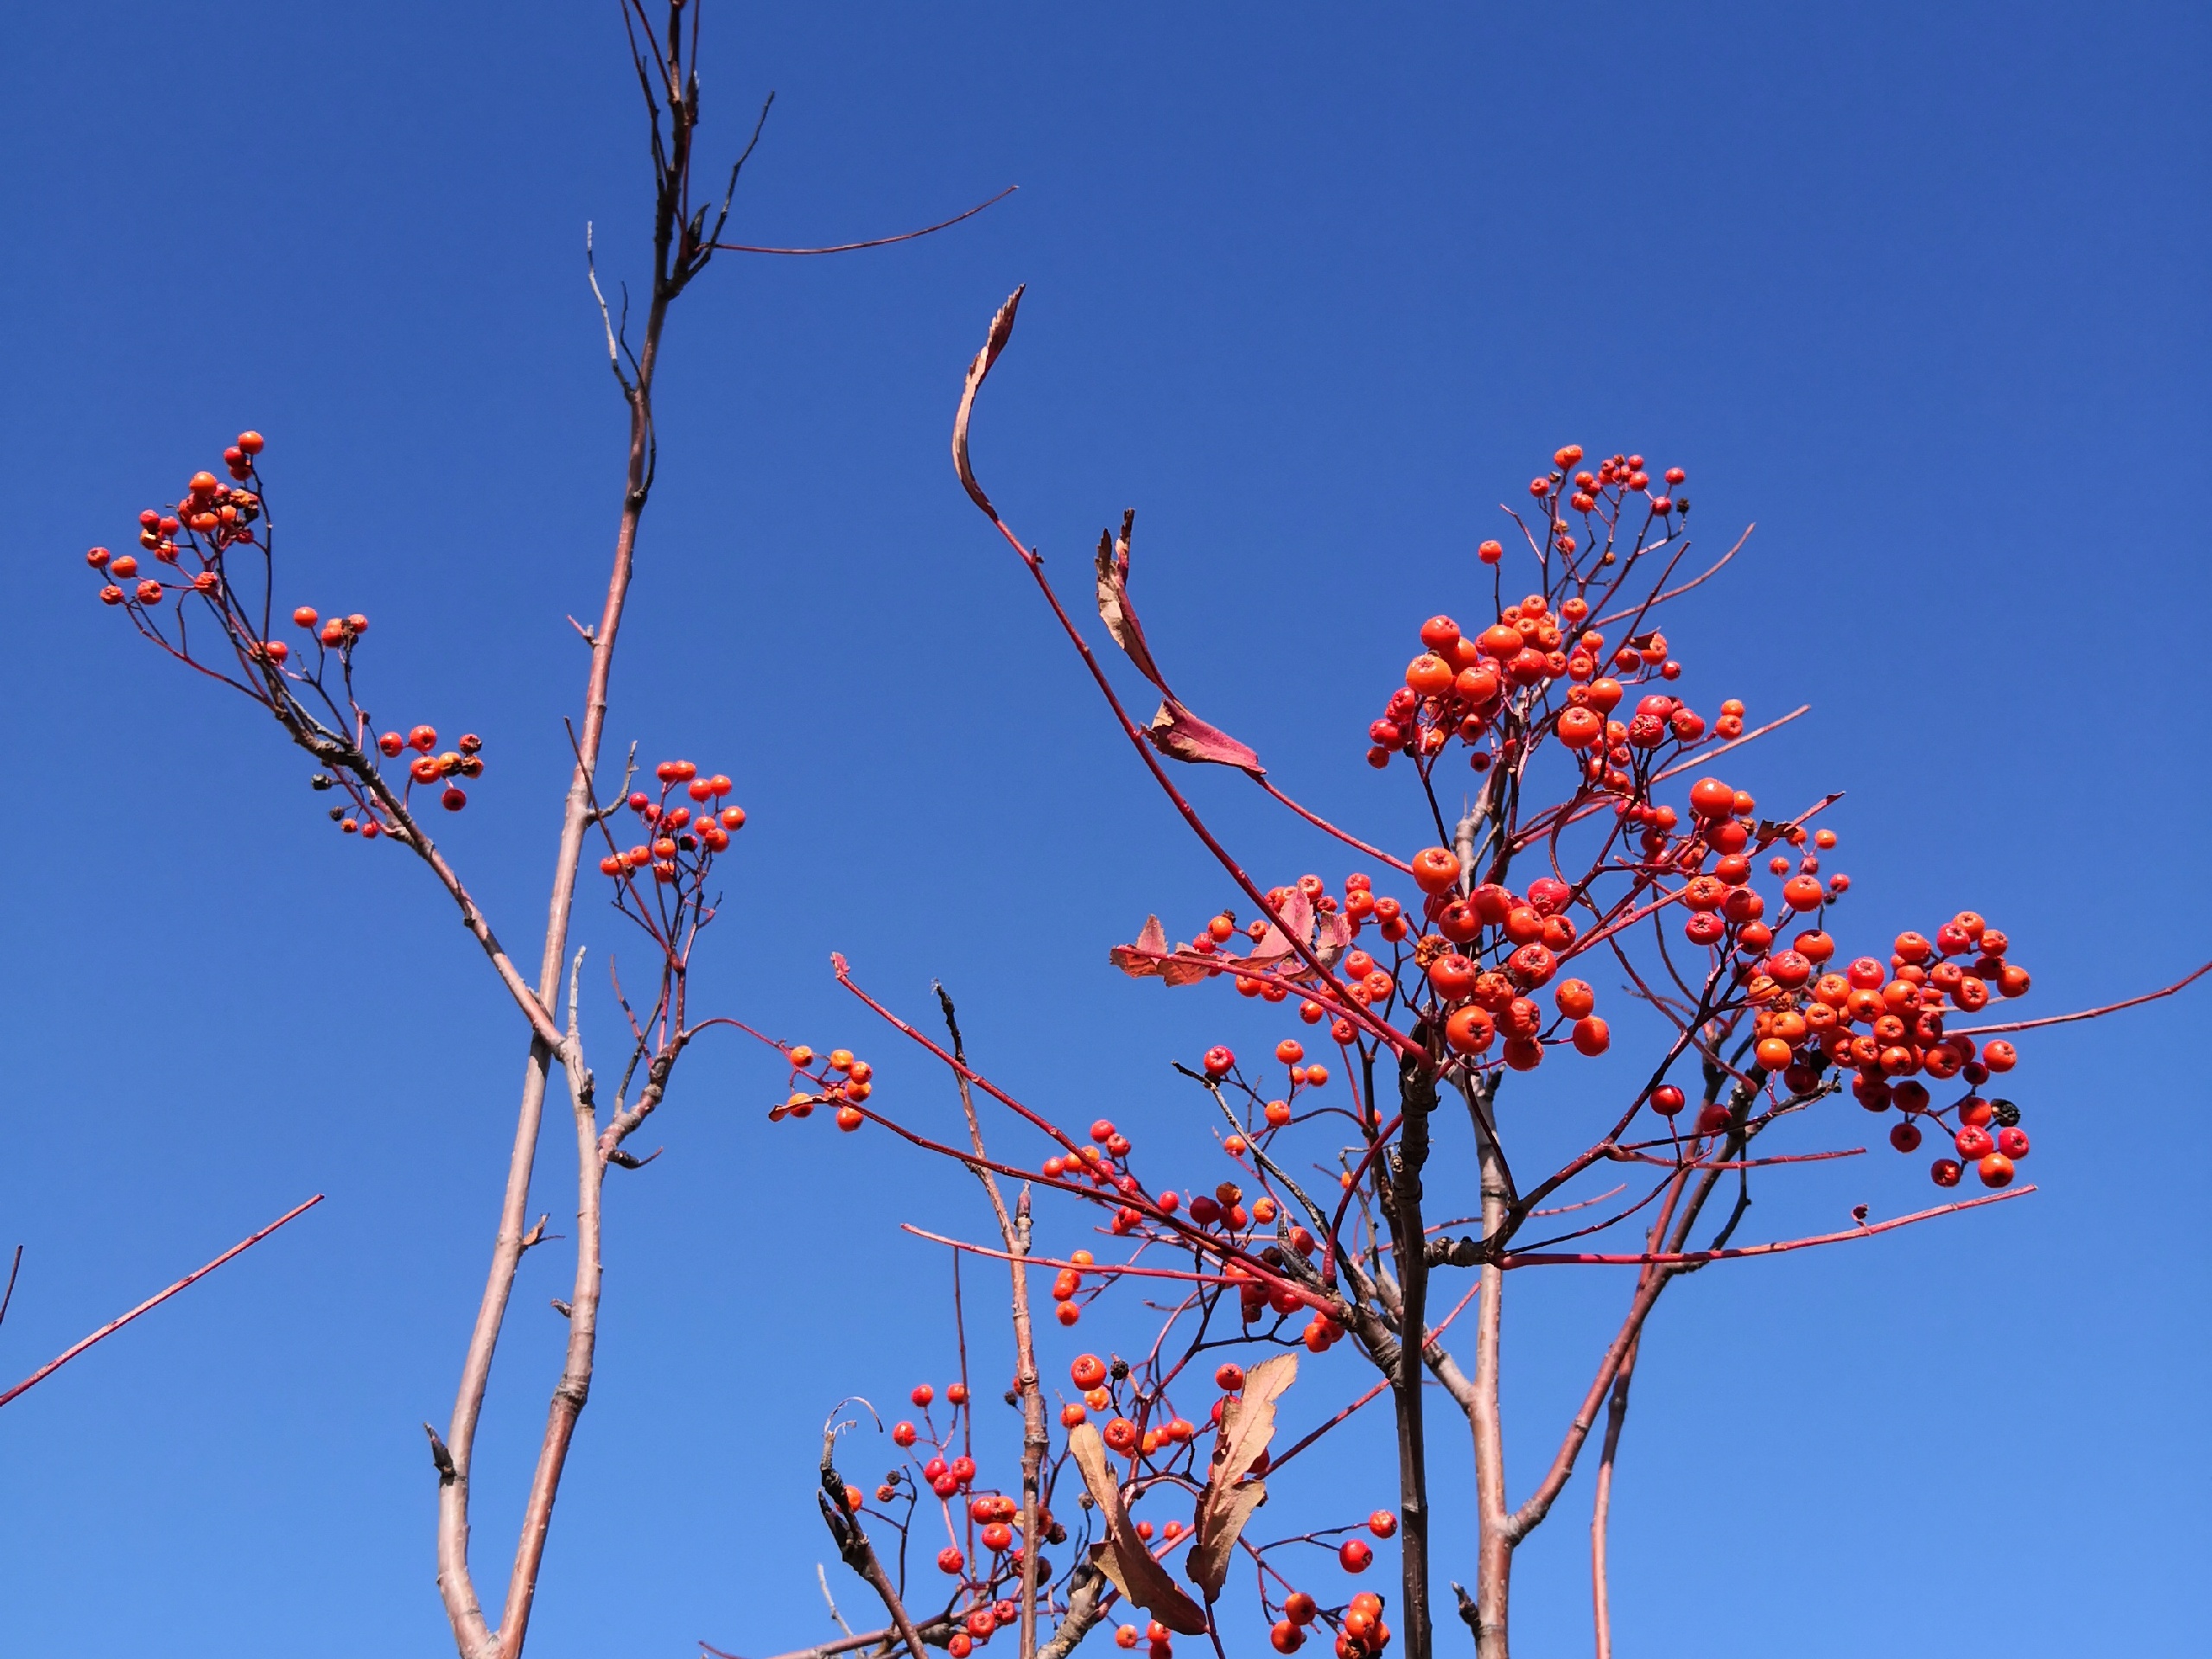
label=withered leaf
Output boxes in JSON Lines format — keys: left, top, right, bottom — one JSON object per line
{"left": 1108, "top": 915, "right": 1172, "bottom": 980}
{"left": 1090, "top": 512, "right": 1265, "bottom": 776}
{"left": 1185, "top": 1478, "right": 1267, "bottom": 1601}
{"left": 1094, "top": 512, "right": 1167, "bottom": 692}
{"left": 1160, "top": 955, "right": 1211, "bottom": 988}
{"left": 1245, "top": 888, "right": 1314, "bottom": 969}
{"left": 953, "top": 287, "right": 1025, "bottom": 518}
{"left": 1185, "top": 1352, "right": 1296, "bottom": 1600}
{"left": 1148, "top": 698, "right": 1264, "bottom": 776}
{"left": 1067, "top": 1421, "right": 1210, "bottom": 1635}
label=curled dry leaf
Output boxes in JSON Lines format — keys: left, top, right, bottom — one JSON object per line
{"left": 1067, "top": 1420, "right": 1211, "bottom": 1636}
{"left": 953, "top": 286, "right": 1026, "bottom": 518}
{"left": 1186, "top": 1351, "right": 1296, "bottom": 1599}
{"left": 1109, "top": 915, "right": 1211, "bottom": 988}
{"left": 1095, "top": 512, "right": 1166, "bottom": 690}
{"left": 1093, "top": 510, "right": 1266, "bottom": 777}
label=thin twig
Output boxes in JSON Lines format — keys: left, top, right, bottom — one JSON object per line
{"left": 0, "top": 1197, "right": 325, "bottom": 1411}
{"left": 714, "top": 186, "right": 1016, "bottom": 254}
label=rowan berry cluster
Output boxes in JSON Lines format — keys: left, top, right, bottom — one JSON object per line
{"left": 850, "top": 1347, "right": 1401, "bottom": 1659}
{"left": 588, "top": 759, "right": 748, "bottom": 955}
{"left": 88, "top": 432, "right": 493, "bottom": 845}
{"left": 767, "top": 1039, "right": 878, "bottom": 1132}
{"left": 87, "top": 435, "right": 265, "bottom": 613}
{"left": 311, "top": 725, "right": 487, "bottom": 837}
{"left": 849, "top": 1377, "right": 1071, "bottom": 1657}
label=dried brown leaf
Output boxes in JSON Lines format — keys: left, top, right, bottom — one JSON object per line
{"left": 1185, "top": 1352, "right": 1295, "bottom": 1600}
{"left": 953, "top": 287, "right": 1025, "bottom": 518}
{"left": 1185, "top": 1478, "right": 1267, "bottom": 1601}
{"left": 1212, "top": 1351, "right": 1295, "bottom": 1488}
{"left": 1094, "top": 512, "right": 1167, "bottom": 691}
{"left": 1067, "top": 1421, "right": 1210, "bottom": 1635}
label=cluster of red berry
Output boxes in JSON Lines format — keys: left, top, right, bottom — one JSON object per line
{"left": 862, "top": 1380, "right": 1065, "bottom": 1657}
{"left": 586, "top": 758, "right": 748, "bottom": 951}
{"left": 86, "top": 434, "right": 264, "bottom": 612}
{"left": 1524, "top": 445, "right": 1688, "bottom": 551}
{"left": 596, "top": 760, "right": 742, "bottom": 885}
{"left": 770, "top": 1042, "right": 874, "bottom": 1132}
{"left": 91, "top": 433, "right": 500, "bottom": 847}
{"left": 1365, "top": 602, "right": 1740, "bottom": 791}
{"left": 1255, "top": 1587, "right": 1389, "bottom": 1658}
{"left": 308, "top": 724, "right": 487, "bottom": 836}
{"left": 1058, "top": 1354, "right": 1391, "bottom": 1658}
{"left": 1738, "top": 910, "right": 2032, "bottom": 1187}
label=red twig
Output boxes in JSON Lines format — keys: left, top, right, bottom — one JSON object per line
{"left": 1255, "top": 780, "right": 1416, "bottom": 874}
{"left": 897, "top": 1226, "right": 1336, "bottom": 1315}
{"left": 0, "top": 1195, "right": 325, "bottom": 1411}
{"left": 1950, "top": 961, "right": 2211, "bottom": 1036}
{"left": 1592, "top": 523, "right": 1756, "bottom": 627}
{"left": 1496, "top": 1186, "right": 2030, "bottom": 1268}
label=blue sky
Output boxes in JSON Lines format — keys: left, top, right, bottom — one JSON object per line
{"left": 1, "top": 3, "right": 2205, "bottom": 1656}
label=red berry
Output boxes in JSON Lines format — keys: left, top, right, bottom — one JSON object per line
{"left": 1338, "top": 1539, "right": 1373, "bottom": 1573}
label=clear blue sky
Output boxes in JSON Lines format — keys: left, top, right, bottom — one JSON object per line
{"left": 2, "top": 3, "right": 2205, "bottom": 1655}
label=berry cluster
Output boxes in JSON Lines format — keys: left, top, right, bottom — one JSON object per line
{"left": 1763, "top": 912, "right": 2033, "bottom": 1188}
{"left": 592, "top": 759, "right": 747, "bottom": 957}
{"left": 769, "top": 1040, "right": 877, "bottom": 1132}
{"left": 87, "top": 436, "right": 264, "bottom": 613}
{"left": 87, "top": 433, "right": 492, "bottom": 846}
{"left": 311, "top": 724, "right": 487, "bottom": 837}
{"left": 852, "top": 1378, "right": 1070, "bottom": 1658}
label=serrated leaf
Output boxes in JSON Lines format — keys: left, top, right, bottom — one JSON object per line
{"left": 1185, "top": 1352, "right": 1296, "bottom": 1600}
{"left": 953, "top": 288, "right": 1025, "bottom": 518}
{"left": 1109, "top": 915, "right": 1171, "bottom": 979}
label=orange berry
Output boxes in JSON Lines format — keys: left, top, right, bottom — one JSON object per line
{"left": 1411, "top": 847, "right": 1461, "bottom": 893}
